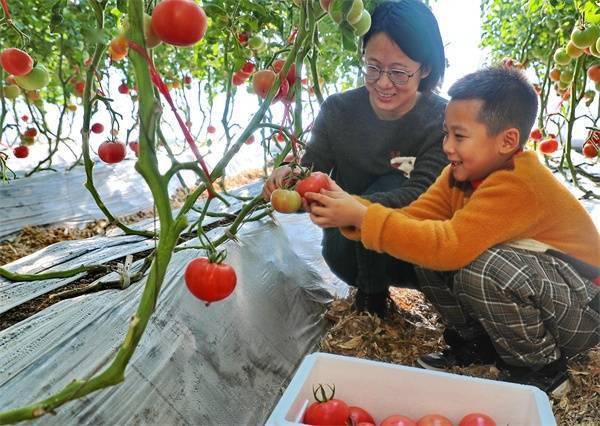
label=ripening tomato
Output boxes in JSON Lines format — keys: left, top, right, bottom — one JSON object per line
{"left": 91, "top": 123, "right": 104, "bottom": 134}
{"left": 13, "top": 145, "right": 29, "bottom": 158}
{"left": 0, "top": 48, "right": 33, "bottom": 76}
{"left": 24, "top": 127, "right": 37, "bottom": 138}
{"left": 253, "top": 69, "right": 277, "bottom": 98}
{"left": 458, "top": 412, "right": 496, "bottom": 426}
{"left": 582, "top": 141, "right": 599, "bottom": 158}
{"left": 380, "top": 415, "right": 417, "bottom": 426}
{"left": 587, "top": 64, "right": 600, "bottom": 83}
{"left": 129, "top": 141, "right": 140, "bottom": 156}
{"left": 184, "top": 257, "right": 237, "bottom": 304}
{"left": 416, "top": 414, "right": 453, "bottom": 426}
{"left": 539, "top": 138, "right": 559, "bottom": 154}
{"left": 270, "top": 188, "right": 302, "bottom": 213}
{"left": 244, "top": 135, "right": 255, "bottom": 145}
{"left": 110, "top": 35, "right": 129, "bottom": 57}
{"left": 118, "top": 83, "right": 130, "bottom": 94}
{"left": 529, "top": 128, "right": 543, "bottom": 141}
{"left": 320, "top": 0, "right": 332, "bottom": 12}
{"left": 348, "top": 406, "right": 375, "bottom": 425}
{"left": 98, "top": 141, "right": 126, "bottom": 164}
{"left": 303, "top": 398, "right": 349, "bottom": 426}
{"left": 151, "top": 0, "right": 208, "bottom": 47}
{"left": 271, "top": 59, "right": 297, "bottom": 86}
{"left": 295, "top": 172, "right": 330, "bottom": 201}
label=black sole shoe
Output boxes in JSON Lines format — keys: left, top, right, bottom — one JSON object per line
{"left": 498, "top": 358, "right": 571, "bottom": 398}
{"left": 418, "top": 330, "right": 499, "bottom": 371}
{"left": 353, "top": 289, "right": 394, "bottom": 319}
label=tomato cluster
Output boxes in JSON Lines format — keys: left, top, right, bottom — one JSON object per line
{"left": 302, "top": 387, "right": 497, "bottom": 426}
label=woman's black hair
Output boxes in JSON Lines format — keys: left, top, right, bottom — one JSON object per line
{"left": 363, "top": 0, "right": 446, "bottom": 93}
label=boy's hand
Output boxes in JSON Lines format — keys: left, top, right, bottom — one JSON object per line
{"left": 262, "top": 165, "right": 293, "bottom": 201}
{"left": 305, "top": 188, "right": 367, "bottom": 229}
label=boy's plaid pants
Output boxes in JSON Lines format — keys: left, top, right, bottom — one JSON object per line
{"left": 415, "top": 245, "right": 600, "bottom": 368}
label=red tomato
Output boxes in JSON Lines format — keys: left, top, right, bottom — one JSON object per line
{"left": 232, "top": 71, "right": 247, "bottom": 86}
{"left": 416, "top": 414, "right": 453, "bottom": 426}
{"left": 348, "top": 406, "right": 375, "bottom": 425}
{"left": 98, "top": 141, "right": 126, "bottom": 164}
{"left": 253, "top": 69, "right": 277, "bottom": 98}
{"left": 380, "top": 415, "right": 417, "bottom": 426}
{"left": 271, "top": 59, "right": 297, "bottom": 86}
{"left": 24, "top": 127, "right": 37, "bottom": 138}
{"left": 207, "top": 125, "right": 216, "bottom": 134}
{"left": 240, "top": 61, "right": 255, "bottom": 76}
{"left": 459, "top": 413, "right": 496, "bottom": 426}
{"left": 582, "top": 141, "right": 599, "bottom": 158}
{"left": 13, "top": 145, "right": 29, "bottom": 158}
{"left": 244, "top": 135, "right": 255, "bottom": 145}
{"left": 275, "top": 131, "right": 285, "bottom": 143}
{"left": 184, "top": 75, "right": 192, "bottom": 85}
{"left": 539, "top": 138, "right": 559, "bottom": 154}
{"left": 91, "top": 123, "right": 104, "bottom": 134}
{"left": 270, "top": 188, "right": 302, "bottom": 213}
{"left": 184, "top": 257, "right": 237, "bottom": 304}
{"left": 295, "top": 172, "right": 330, "bottom": 201}
{"left": 0, "top": 48, "right": 33, "bottom": 76}
{"left": 356, "top": 423, "right": 375, "bottom": 426}
{"left": 74, "top": 80, "right": 85, "bottom": 95}
{"left": 151, "top": 0, "right": 208, "bottom": 47}
{"left": 303, "top": 399, "right": 349, "bottom": 426}
{"left": 118, "top": 83, "right": 130, "bottom": 94}
{"left": 237, "top": 31, "right": 250, "bottom": 44}
{"left": 274, "top": 78, "right": 290, "bottom": 104}
{"left": 21, "top": 115, "right": 29, "bottom": 122}
{"left": 529, "top": 128, "right": 542, "bottom": 140}
{"left": 129, "top": 141, "right": 140, "bottom": 156}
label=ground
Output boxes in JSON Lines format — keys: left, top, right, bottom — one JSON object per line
{"left": 0, "top": 168, "right": 598, "bottom": 425}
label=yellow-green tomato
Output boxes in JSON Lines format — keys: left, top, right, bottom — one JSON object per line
{"left": 15, "top": 65, "right": 50, "bottom": 91}
{"left": 271, "top": 188, "right": 302, "bottom": 213}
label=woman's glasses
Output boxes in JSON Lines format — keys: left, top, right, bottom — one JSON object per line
{"left": 361, "top": 64, "right": 420, "bottom": 85}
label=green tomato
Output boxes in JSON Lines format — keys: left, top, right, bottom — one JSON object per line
{"left": 2, "top": 84, "right": 21, "bottom": 99}
{"left": 248, "top": 36, "right": 264, "bottom": 50}
{"left": 571, "top": 26, "right": 596, "bottom": 49}
{"left": 328, "top": 0, "right": 351, "bottom": 24}
{"left": 351, "top": 10, "right": 371, "bottom": 37}
{"left": 553, "top": 48, "right": 570, "bottom": 66}
{"left": 15, "top": 65, "right": 50, "bottom": 91}
{"left": 346, "top": 0, "right": 364, "bottom": 25}
{"left": 559, "top": 69, "right": 573, "bottom": 83}
{"left": 566, "top": 41, "right": 583, "bottom": 58}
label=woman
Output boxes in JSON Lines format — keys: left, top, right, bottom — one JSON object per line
{"left": 262, "top": 0, "right": 447, "bottom": 318}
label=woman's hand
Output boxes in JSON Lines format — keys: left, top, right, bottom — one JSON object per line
{"left": 262, "top": 165, "right": 293, "bottom": 201}
{"left": 305, "top": 184, "right": 367, "bottom": 229}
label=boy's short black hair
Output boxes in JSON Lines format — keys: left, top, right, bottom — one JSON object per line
{"left": 363, "top": 0, "right": 446, "bottom": 93}
{"left": 448, "top": 67, "right": 538, "bottom": 146}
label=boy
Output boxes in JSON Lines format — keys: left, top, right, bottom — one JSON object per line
{"left": 305, "top": 67, "right": 600, "bottom": 396}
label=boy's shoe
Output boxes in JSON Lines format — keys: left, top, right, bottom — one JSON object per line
{"left": 498, "top": 357, "right": 570, "bottom": 398}
{"left": 354, "top": 289, "right": 394, "bottom": 319}
{"left": 417, "top": 329, "right": 499, "bottom": 371}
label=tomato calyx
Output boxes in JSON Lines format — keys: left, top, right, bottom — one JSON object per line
{"left": 312, "top": 383, "right": 336, "bottom": 403}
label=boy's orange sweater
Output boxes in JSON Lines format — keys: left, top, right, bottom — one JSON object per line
{"left": 341, "top": 151, "right": 600, "bottom": 271}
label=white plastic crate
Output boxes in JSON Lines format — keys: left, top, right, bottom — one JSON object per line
{"left": 267, "top": 352, "right": 556, "bottom": 426}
